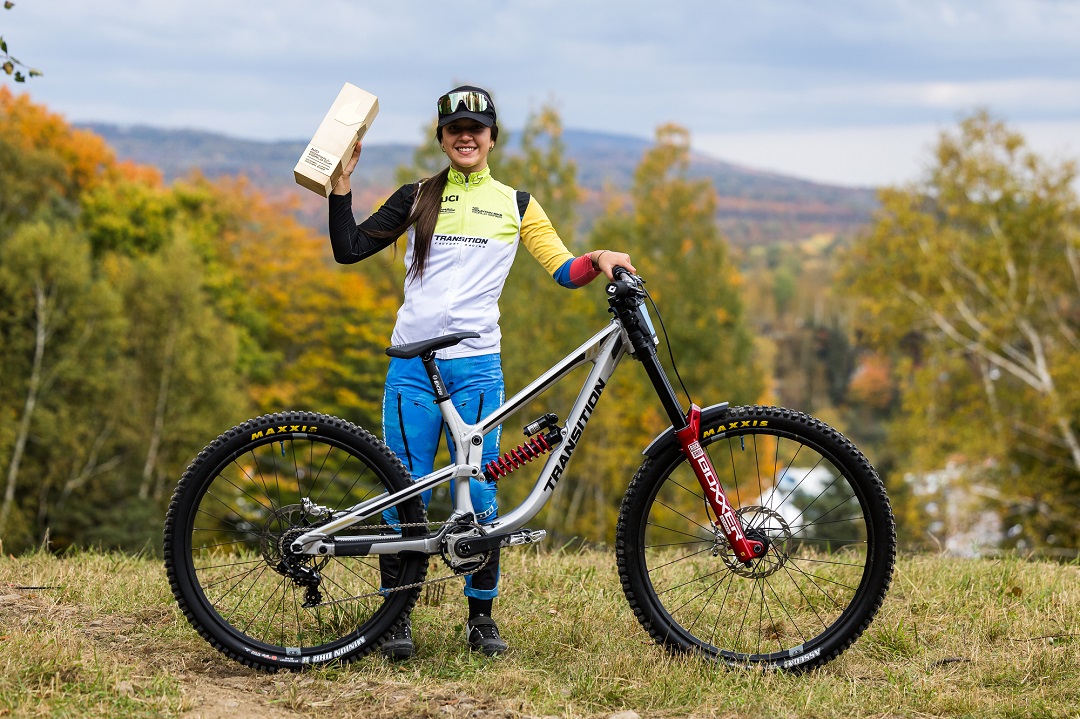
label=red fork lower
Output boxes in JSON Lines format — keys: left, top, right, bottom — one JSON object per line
{"left": 674, "top": 405, "right": 765, "bottom": 563}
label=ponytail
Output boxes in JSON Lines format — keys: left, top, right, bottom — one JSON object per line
{"left": 404, "top": 166, "right": 451, "bottom": 282}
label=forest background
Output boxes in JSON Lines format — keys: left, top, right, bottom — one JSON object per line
{"left": 1, "top": 85, "right": 1078, "bottom": 559}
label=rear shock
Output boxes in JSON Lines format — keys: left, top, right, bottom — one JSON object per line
{"left": 483, "top": 413, "right": 563, "bottom": 481}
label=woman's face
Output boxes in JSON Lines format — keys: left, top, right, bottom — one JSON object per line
{"left": 440, "top": 120, "right": 493, "bottom": 173}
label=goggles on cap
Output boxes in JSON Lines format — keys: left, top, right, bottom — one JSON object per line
{"left": 437, "top": 90, "right": 491, "bottom": 116}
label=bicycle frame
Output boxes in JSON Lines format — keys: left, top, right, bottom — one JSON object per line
{"left": 290, "top": 272, "right": 764, "bottom": 563}
{"left": 290, "top": 318, "right": 625, "bottom": 558}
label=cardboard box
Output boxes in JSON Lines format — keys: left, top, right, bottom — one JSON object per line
{"left": 294, "top": 83, "right": 379, "bottom": 197}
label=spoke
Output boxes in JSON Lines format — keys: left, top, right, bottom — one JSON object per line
{"left": 773, "top": 454, "right": 825, "bottom": 512}
{"left": 667, "top": 567, "right": 736, "bottom": 619}
{"left": 225, "top": 457, "right": 281, "bottom": 513}
{"left": 191, "top": 526, "right": 261, "bottom": 535}
{"left": 708, "top": 564, "right": 738, "bottom": 651}
{"left": 203, "top": 561, "right": 264, "bottom": 595}
{"left": 644, "top": 519, "right": 714, "bottom": 544}
{"left": 788, "top": 555, "right": 866, "bottom": 570}
{"left": 194, "top": 557, "right": 263, "bottom": 573}
{"left": 328, "top": 557, "right": 382, "bottom": 595}
{"left": 787, "top": 514, "right": 866, "bottom": 530}
{"left": 339, "top": 464, "right": 379, "bottom": 513}
{"left": 291, "top": 438, "right": 303, "bottom": 498}
{"left": 204, "top": 476, "right": 275, "bottom": 522}
{"left": 686, "top": 568, "right": 729, "bottom": 636}
{"left": 654, "top": 497, "right": 716, "bottom": 537}
{"left": 789, "top": 496, "right": 860, "bottom": 539}
{"left": 756, "top": 579, "right": 767, "bottom": 655}
{"left": 783, "top": 559, "right": 847, "bottom": 611}
{"left": 788, "top": 536, "right": 867, "bottom": 545}
{"left": 779, "top": 561, "right": 830, "bottom": 629}
{"left": 734, "top": 574, "right": 757, "bottom": 653}
{"left": 753, "top": 434, "right": 764, "bottom": 511}
{"left": 249, "top": 448, "right": 280, "bottom": 512}
{"left": 225, "top": 564, "right": 270, "bottom": 620}
{"left": 191, "top": 538, "right": 259, "bottom": 554}
{"left": 787, "top": 474, "right": 848, "bottom": 526}
{"left": 644, "top": 538, "right": 713, "bottom": 550}
{"left": 292, "top": 584, "right": 304, "bottom": 650}
{"left": 195, "top": 502, "right": 262, "bottom": 534}
{"left": 242, "top": 574, "right": 285, "bottom": 637}
{"left": 310, "top": 443, "right": 338, "bottom": 507}
{"left": 650, "top": 545, "right": 717, "bottom": 574}
{"left": 722, "top": 437, "right": 741, "bottom": 508}
{"left": 784, "top": 558, "right": 859, "bottom": 598}
{"left": 762, "top": 574, "right": 809, "bottom": 650}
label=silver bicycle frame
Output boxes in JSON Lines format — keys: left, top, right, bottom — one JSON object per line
{"left": 291, "top": 318, "right": 630, "bottom": 556}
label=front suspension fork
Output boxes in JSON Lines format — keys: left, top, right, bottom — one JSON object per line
{"left": 675, "top": 404, "right": 765, "bottom": 563}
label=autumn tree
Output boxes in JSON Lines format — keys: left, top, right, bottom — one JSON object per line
{"left": 544, "top": 124, "right": 763, "bottom": 541}
{"left": 841, "top": 111, "right": 1080, "bottom": 549}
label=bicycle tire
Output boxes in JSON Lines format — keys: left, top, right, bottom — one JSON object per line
{"left": 164, "top": 411, "right": 427, "bottom": 671}
{"left": 616, "top": 405, "right": 895, "bottom": 671}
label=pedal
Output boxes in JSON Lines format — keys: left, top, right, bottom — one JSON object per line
{"left": 503, "top": 529, "right": 546, "bottom": 547}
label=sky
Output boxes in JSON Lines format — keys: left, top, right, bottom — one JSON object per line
{"left": 4, "top": 0, "right": 1079, "bottom": 188}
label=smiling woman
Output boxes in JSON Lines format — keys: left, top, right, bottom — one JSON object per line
{"left": 325, "top": 84, "right": 635, "bottom": 661}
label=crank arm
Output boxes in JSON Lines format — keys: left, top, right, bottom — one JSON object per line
{"left": 454, "top": 529, "right": 548, "bottom": 558}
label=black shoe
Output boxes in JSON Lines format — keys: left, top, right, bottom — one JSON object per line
{"left": 466, "top": 616, "right": 508, "bottom": 657}
{"left": 381, "top": 618, "right": 414, "bottom": 661}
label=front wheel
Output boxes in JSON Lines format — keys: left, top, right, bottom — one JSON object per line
{"left": 164, "top": 411, "right": 428, "bottom": 671}
{"left": 616, "top": 405, "right": 895, "bottom": 671}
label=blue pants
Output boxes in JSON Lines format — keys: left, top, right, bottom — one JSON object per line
{"left": 381, "top": 353, "right": 504, "bottom": 599}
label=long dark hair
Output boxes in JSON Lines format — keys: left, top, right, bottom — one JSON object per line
{"left": 373, "top": 124, "right": 499, "bottom": 282}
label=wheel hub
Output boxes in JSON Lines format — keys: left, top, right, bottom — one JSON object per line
{"left": 715, "top": 505, "right": 792, "bottom": 578}
{"left": 259, "top": 504, "right": 329, "bottom": 606}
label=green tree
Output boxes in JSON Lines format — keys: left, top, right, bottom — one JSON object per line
{"left": 548, "top": 124, "right": 763, "bottom": 541}
{"left": 0, "top": 221, "right": 125, "bottom": 546}
{"left": 841, "top": 111, "right": 1080, "bottom": 548}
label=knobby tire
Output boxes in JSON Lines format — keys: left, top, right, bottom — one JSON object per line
{"left": 164, "top": 411, "right": 427, "bottom": 671}
{"left": 616, "top": 405, "right": 895, "bottom": 671}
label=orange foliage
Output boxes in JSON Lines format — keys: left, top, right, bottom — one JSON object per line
{"left": 848, "top": 353, "right": 894, "bottom": 410}
{"left": 0, "top": 86, "right": 119, "bottom": 193}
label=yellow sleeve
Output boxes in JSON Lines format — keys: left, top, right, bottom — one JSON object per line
{"left": 520, "top": 197, "right": 574, "bottom": 276}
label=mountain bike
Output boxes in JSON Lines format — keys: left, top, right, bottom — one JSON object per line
{"left": 164, "top": 268, "right": 895, "bottom": 672}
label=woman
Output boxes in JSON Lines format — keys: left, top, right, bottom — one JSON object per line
{"left": 329, "top": 85, "right": 634, "bottom": 659}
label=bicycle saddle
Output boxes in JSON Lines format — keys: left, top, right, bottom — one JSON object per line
{"left": 385, "top": 332, "right": 481, "bottom": 359}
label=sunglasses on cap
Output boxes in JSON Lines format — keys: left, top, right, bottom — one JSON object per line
{"left": 437, "top": 90, "right": 491, "bottom": 116}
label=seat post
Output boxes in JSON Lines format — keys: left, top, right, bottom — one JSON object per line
{"left": 420, "top": 351, "right": 451, "bottom": 404}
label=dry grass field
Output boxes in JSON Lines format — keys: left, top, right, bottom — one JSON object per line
{"left": 1, "top": 547, "right": 1077, "bottom": 718}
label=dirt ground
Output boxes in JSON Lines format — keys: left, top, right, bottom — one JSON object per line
{"left": 1, "top": 589, "right": 577, "bottom": 719}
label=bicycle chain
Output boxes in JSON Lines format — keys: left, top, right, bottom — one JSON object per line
{"left": 307, "top": 518, "right": 491, "bottom": 609}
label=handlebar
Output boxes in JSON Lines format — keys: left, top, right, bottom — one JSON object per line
{"left": 606, "top": 266, "right": 645, "bottom": 301}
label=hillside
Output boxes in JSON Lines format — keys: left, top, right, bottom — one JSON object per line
{"left": 82, "top": 122, "right": 878, "bottom": 246}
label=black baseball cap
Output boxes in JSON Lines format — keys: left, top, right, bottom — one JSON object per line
{"left": 436, "top": 85, "right": 497, "bottom": 127}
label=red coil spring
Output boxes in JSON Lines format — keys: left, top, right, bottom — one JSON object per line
{"left": 484, "top": 434, "right": 552, "bottom": 481}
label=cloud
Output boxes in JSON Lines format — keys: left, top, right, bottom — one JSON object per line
{"left": 5, "top": 0, "right": 1078, "bottom": 186}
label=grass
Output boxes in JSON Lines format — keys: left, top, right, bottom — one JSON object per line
{"left": 0, "top": 547, "right": 1078, "bottom": 718}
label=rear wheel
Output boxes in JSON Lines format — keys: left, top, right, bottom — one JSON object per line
{"left": 616, "top": 405, "right": 895, "bottom": 671}
{"left": 164, "top": 411, "right": 427, "bottom": 671}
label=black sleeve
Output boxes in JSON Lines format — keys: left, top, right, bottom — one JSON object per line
{"left": 328, "top": 182, "right": 418, "bottom": 264}
{"left": 515, "top": 190, "right": 531, "bottom": 220}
